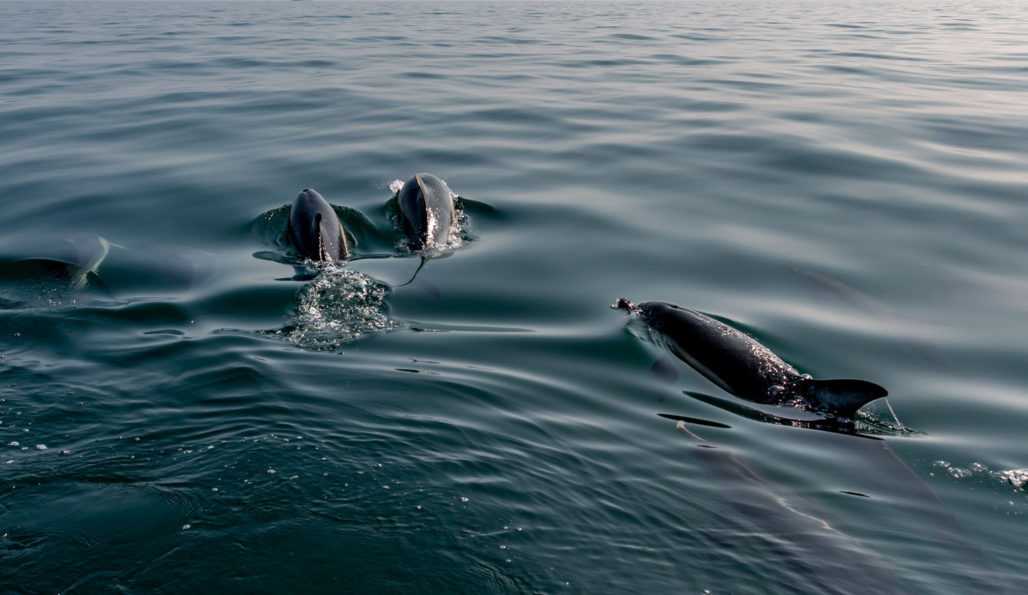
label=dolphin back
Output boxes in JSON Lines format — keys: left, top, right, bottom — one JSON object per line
{"left": 638, "top": 301, "right": 798, "bottom": 402}
{"left": 805, "top": 379, "right": 888, "bottom": 418}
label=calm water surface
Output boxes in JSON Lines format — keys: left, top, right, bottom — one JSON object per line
{"left": 1, "top": 1, "right": 1027, "bottom": 593}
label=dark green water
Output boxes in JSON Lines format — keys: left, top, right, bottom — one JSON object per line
{"left": 1, "top": 1, "right": 1026, "bottom": 593}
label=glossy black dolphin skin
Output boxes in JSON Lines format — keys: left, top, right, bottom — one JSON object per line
{"left": 288, "top": 188, "right": 348, "bottom": 262}
{"left": 396, "top": 173, "right": 456, "bottom": 250}
{"left": 615, "top": 298, "right": 887, "bottom": 417}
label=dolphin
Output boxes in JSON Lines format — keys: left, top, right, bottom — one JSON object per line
{"left": 288, "top": 188, "right": 349, "bottom": 262}
{"left": 0, "top": 235, "right": 116, "bottom": 291}
{"left": 395, "top": 173, "right": 456, "bottom": 251}
{"left": 614, "top": 298, "right": 887, "bottom": 417}
{"left": 664, "top": 420, "right": 909, "bottom": 593}
{"left": 661, "top": 398, "right": 1013, "bottom": 592}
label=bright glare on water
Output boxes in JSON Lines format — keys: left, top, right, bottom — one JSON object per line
{"left": 1, "top": 1, "right": 1026, "bottom": 593}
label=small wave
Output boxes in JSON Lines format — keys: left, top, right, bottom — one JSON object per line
{"left": 932, "top": 460, "right": 1028, "bottom": 492}
{"left": 274, "top": 267, "right": 394, "bottom": 351}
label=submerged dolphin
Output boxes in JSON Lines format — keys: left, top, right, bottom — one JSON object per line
{"left": 288, "top": 188, "right": 349, "bottom": 262}
{"left": 667, "top": 423, "right": 908, "bottom": 592}
{"left": 0, "top": 235, "right": 115, "bottom": 291}
{"left": 615, "top": 298, "right": 887, "bottom": 417}
{"left": 396, "top": 173, "right": 456, "bottom": 251}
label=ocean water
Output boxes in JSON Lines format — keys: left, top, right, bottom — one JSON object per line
{"left": 1, "top": 1, "right": 1027, "bottom": 593}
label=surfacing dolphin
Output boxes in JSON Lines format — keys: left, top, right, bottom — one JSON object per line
{"left": 288, "top": 188, "right": 349, "bottom": 262}
{"left": 396, "top": 173, "right": 456, "bottom": 251}
{"left": 615, "top": 298, "right": 887, "bottom": 418}
{"left": 0, "top": 235, "right": 115, "bottom": 291}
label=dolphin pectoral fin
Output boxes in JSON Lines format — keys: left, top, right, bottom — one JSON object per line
{"left": 807, "top": 379, "right": 888, "bottom": 418}
{"left": 650, "top": 357, "right": 680, "bottom": 382}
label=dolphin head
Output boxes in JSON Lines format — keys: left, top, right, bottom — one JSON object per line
{"left": 288, "top": 188, "right": 348, "bottom": 262}
{"left": 397, "top": 173, "right": 456, "bottom": 251}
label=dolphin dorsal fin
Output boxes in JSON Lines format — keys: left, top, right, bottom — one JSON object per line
{"left": 807, "top": 379, "right": 888, "bottom": 417}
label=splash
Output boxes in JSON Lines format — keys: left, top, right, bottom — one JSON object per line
{"left": 278, "top": 266, "right": 395, "bottom": 350}
{"left": 932, "top": 460, "right": 1028, "bottom": 492}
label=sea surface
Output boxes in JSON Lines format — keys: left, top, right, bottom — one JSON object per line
{"left": 1, "top": 1, "right": 1026, "bottom": 593}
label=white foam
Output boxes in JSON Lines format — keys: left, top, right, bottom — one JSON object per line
{"left": 285, "top": 267, "right": 394, "bottom": 350}
{"left": 932, "top": 460, "right": 1028, "bottom": 492}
